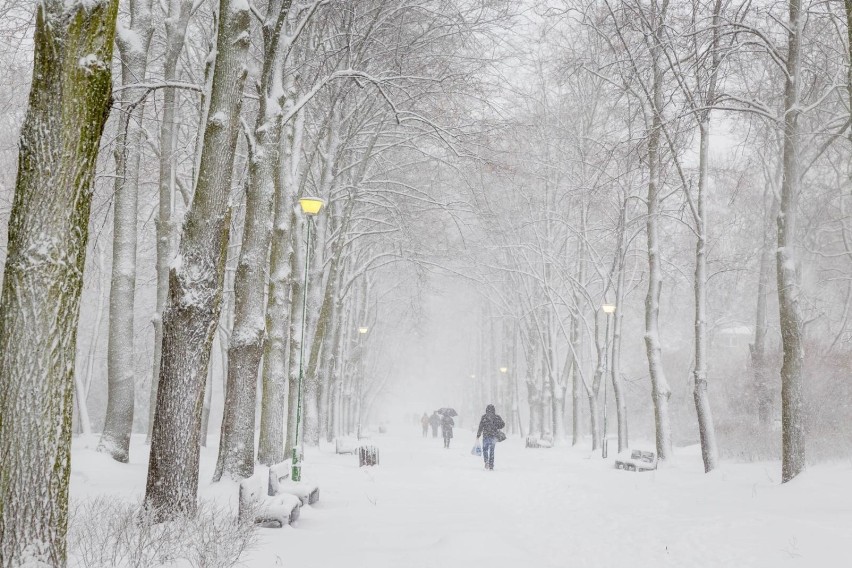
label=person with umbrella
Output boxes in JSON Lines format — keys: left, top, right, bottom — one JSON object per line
{"left": 476, "top": 404, "right": 505, "bottom": 470}
{"left": 429, "top": 412, "right": 441, "bottom": 438}
{"left": 436, "top": 409, "right": 457, "bottom": 449}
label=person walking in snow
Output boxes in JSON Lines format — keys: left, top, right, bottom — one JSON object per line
{"left": 476, "top": 404, "right": 505, "bottom": 470}
{"left": 429, "top": 412, "right": 440, "bottom": 438}
{"left": 441, "top": 413, "right": 455, "bottom": 448}
{"left": 421, "top": 412, "right": 430, "bottom": 437}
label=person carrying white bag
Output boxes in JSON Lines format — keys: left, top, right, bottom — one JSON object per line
{"left": 475, "top": 404, "right": 505, "bottom": 470}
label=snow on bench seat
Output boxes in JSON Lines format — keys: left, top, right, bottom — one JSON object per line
{"left": 614, "top": 450, "right": 657, "bottom": 472}
{"left": 239, "top": 469, "right": 302, "bottom": 528}
{"left": 269, "top": 460, "right": 320, "bottom": 506}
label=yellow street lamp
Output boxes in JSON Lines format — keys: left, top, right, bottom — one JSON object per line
{"left": 358, "top": 326, "right": 369, "bottom": 334}
{"left": 602, "top": 304, "right": 616, "bottom": 314}
{"left": 298, "top": 197, "right": 325, "bottom": 216}
{"left": 292, "top": 196, "right": 325, "bottom": 482}
{"left": 499, "top": 367, "right": 508, "bottom": 373}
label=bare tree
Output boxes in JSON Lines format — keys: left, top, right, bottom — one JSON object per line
{"left": 99, "top": 0, "right": 155, "bottom": 463}
{"left": 145, "top": 0, "right": 251, "bottom": 519}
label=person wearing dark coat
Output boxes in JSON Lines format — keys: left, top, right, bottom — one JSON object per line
{"left": 421, "top": 413, "right": 430, "bottom": 437}
{"left": 476, "top": 404, "right": 505, "bottom": 470}
{"left": 440, "top": 414, "right": 455, "bottom": 448}
{"left": 429, "top": 412, "right": 440, "bottom": 438}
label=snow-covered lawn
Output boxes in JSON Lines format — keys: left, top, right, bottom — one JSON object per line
{"left": 70, "top": 430, "right": 852, "bottom": 567}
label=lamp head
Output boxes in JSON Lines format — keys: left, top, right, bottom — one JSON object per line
{"left": 602, "top": 304, "right": 616, "bottom": 314}
{"left": 499, "top": 367, "right": 508, "bottom": 373}
{"left": 299, "top": 197, "right": 325, "bottom": 216}
{"left": 358, "top": 326, "right": 369, "bottom": 334}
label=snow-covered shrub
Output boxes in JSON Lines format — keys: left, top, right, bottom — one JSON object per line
{"left": 68, "top": 497, "right": 258, "bottom": 568}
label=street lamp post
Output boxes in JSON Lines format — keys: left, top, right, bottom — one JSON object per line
{"left": 601, "top": 304, "right": 616, "bottom": 458}
{"left": 356, "top": 326, "right": 368, "bottom": 439}
{"left": 292, "top": 197, "right": 324, "bottom": 482}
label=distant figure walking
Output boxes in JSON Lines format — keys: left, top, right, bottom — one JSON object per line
{"left": 441, "top": 414, "right": 455, "bottom": 448}
{"left": 421, "top": 412, "right": 430, "bottom": 437}
{"left": 476, "top": 404, "right": 505, "bottom": 470}
{"left": 429, "top": 412, "right": 440, "bottom": 438}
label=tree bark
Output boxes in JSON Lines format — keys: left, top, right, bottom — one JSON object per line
{"left": 778, "top": 0, "right": 806, "bottom": 483}
{"left": 99, "top": 0, "right": 154, "bottom": 464}
{"left": 0, "top": 1, "right": 118, "bottom": 564}
{"left": 144, "top": 0, "right": 251, "bottom": 520}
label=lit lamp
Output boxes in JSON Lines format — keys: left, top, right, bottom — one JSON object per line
{"left": 601, "top": 303, "right": 616, "bottom": 458}
{"left": 292, "top": 196, "right": 325, "bottom": 482}
{"left": 499, "top": 367, "right": 508, "bottom": 373}
{"left": 356, "top": 326, "right": 369, "bottom": 439}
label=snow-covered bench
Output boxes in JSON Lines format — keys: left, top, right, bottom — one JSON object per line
{"left": 614, "top": 450, "right": 657, "bottom": 472}
{"left": 335, "top": 436, "right": 359, "bottom": 454}
{"left": 238, "top": 469, "right": 301, "bottom": 528}
{"left": 525, "top": 436, "right": 553, "bottom": 448}
{"left": 268, "top": 460, "right": 320, "bottom": 506}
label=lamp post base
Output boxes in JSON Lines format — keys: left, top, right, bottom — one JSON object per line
{"left": 291, "top": 447, "right": 302, "bottom": 482}
{"left": 602, "top": 438, "right": 609, "bottom": 459}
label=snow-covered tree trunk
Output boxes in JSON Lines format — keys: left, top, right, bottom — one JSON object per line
{"left": 611, "top": 221, "right": 628, "bottom": 453}
{"left": 752, "top": 189, "right": 777, "bottom": 426}
{"left": 215, "top": 0, "right": 293, "bottom": 482}
{"left": 644, "top": 11, "right": 673, "bottom": 460}
{"left": 285, "top": 217, "right": 304, "bottom": 454}
{"left": 777, "top": 0, "right": 806, "bottom": 483}
{"left": 257, "top": 145, "right": 298, "bottom": 465}
{"left": 147, "top": 0, "right": 195, "bottom": 442}
{"left": 99, "top": 0, "right": 154, "bottom": 464}
{"left": 571, "top": 204, "right": 586, "bottom": 446}
{"left": 693, "top": 120, "right": 719, "bottom": 473}
{"left": 0, "top": 1, "right": 118, "bottom": 564}
{"left": 144, "top": 0, "right": 251, "bottom": 520}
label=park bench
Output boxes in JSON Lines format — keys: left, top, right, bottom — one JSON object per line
{"left": 614, "top": 450, "right": 657, "bottom": 472}
{"left": 335, "top": 436, "right": 359, "bottom": 454}
{"left": 525, "top": 436, "right": 553, "bottom": 449}
{"left": 268, "top": 459, "right": 320, "bottom": 505}
{"left": 238, "top": 469, "right": 302, "bottom": 528}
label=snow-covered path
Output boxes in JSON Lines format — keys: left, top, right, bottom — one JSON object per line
{"left": 69, "top": 429, "right": 851, "bottom": 567}
{"left": 245, "top": 430, "right": 852, "bottom": 568}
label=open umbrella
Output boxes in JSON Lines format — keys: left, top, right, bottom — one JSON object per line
{"left": 435, "top": 407, "right": 457, "bottom": 417}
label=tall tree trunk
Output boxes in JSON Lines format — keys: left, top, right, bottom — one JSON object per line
{"left": 0, "top": 1, "right": 118, "bottom": 564}
{"left": 693, "top": 120, "right": 719, "bottom": 473}
{"left": 285, "top": 217, "right": 304, "bottom": 455}
{"left": 752, "top": 188, "right": 777, "bottom": 426}
{"left": 215, "top": 0, "right": 293, "bottom": 482}
{"left": 99, "top": 0, "right": 154, "bottom": 464}
{"left": 148, "top": 0, "right": 195, "bottom": 442}
{"left": 611, "top": 220, "right": 628, "bottom": 453}
{"left": 778, "top": 0, "right": 806, "bottom": 483}
{"left": 144, "top": 0, "right": 251, "bottom": 520}
{"left": 257, "top": 116, "right": 300, "bottom": 465}
{"left": 644, "top": 8, "right": 673, "bottom": 460}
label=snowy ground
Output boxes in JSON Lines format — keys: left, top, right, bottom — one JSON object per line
{"left": 70, "top": 429, "right": 852, "bottom": 568}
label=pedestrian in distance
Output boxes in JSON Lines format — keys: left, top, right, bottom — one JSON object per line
{"left": 476, "top": 404, "right": 505, "bottom": 470}
{"left": 429, "top": 412, "right": 440, "bottom": 438}
{"left": 421, "top": 412, "right": 430, "bottom": 437}
{"left": 441, "top": 413, "right": 454, "bottom": 448}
